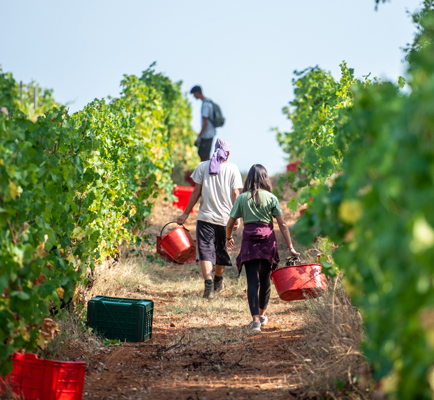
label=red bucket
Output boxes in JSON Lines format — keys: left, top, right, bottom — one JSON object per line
{"left": 159, "top": 221, "right": 196, "bottom": 264}
{"left": 271, "top": 257, "right": 326, "bottom": 301}
{"left": 286, "top": 161, "right": 301, "bottom": 172}
{"left": 157, "top": 235, "right": 197, "bottom": 264}
{"left": 173, "top": 186, "right": 194, "bottom": 213}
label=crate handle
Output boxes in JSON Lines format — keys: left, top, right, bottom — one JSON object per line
{"left": 160, "top": 221, "right": 188, "bottom": 237}
{"left": 23, "top": 353, "right": 39, "bottom": 360}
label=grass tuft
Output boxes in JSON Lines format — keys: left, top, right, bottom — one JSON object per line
{"left": 291, "top": 274, "right": 371, "bottom": 397}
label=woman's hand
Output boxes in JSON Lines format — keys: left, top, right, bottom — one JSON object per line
{"left": 226, "top": 238, "right": 235, "bottom": 250}
{"left": 289, "top": 247, "right": 300, "bottom": 257}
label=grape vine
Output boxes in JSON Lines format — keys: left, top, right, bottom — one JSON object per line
{"left": 0, "top": 65, "right": 197, "bottom": 374}
{"left": 277, "top": 6, "right": 434, "bottom": 398}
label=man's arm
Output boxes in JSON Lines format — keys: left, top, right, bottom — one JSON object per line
{"left": 176, "top": 183, "right": 202, "bottom": 225}
{"left": 231, "top": 188, "right": 240, "bottom": 203}
{"left": 199, "top": 117, "right": 208, "bottom": 138}
{"left": 231, "top": 188, "right": 241, "bottom": 230}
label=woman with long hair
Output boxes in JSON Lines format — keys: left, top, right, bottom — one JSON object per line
{"left": 226, "top": 164, "right": 300, "bottom": 333}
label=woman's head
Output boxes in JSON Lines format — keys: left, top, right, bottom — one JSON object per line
{"left": 243, "top": 164, "right": 272, "bottom": 206}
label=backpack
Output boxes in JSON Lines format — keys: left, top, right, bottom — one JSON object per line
{"left": 205, "top": 99, "right": 225, "bottom": 128}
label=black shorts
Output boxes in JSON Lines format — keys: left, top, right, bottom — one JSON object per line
{"left": 198, "top": 138, "right": 213, "bottom": 159}
{"left": 196, "top": 220, "right": 232, "bottom": 266}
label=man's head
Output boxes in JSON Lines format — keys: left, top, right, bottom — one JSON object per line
{"left": 190, "top": 85, "right": 203, "bottom": 100}
{"left": 215, "top": 138, "right": 230, "bottom": 159}
{"left": 209, "top": 138, "right": 231, "bottom": 175}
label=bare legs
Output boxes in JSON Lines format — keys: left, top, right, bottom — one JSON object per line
{"left": 200, "top": 260, "right": 225, "bottom": 280}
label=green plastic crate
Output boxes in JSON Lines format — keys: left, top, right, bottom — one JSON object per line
{"left": 87, "top": 296, "right": 153, "bottom": 342}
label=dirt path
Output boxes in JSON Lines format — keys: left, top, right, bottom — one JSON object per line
{"left": 76, "top": 193, "right": 332, "bottom": 400}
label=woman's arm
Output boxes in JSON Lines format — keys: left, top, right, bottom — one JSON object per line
{"left": 275, "top": 215, "right": 300, "bottom": 257}
{"left": 225, "top": 217, "right": 236, "bottom": 250}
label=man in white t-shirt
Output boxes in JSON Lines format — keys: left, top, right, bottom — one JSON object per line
{"left": 190, "top": 85, "right": 216, "bottom": 162}
{"left": 177, "top": 139, "right": 243, "bottom": 299}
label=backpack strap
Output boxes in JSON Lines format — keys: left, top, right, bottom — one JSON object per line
{"left": 203, "top": 99, "right": 215, "bottom": 123}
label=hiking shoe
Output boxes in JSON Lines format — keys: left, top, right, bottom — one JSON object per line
{"left": 203, "top": 281, "right": 214, "bottom": 299}
{"left": 214, "top": 278, "right": 226, "bottom": 293}
{"left": 259, "top": 315, "right": 268, "bottom": 326}
{"left": 247, "top": 321, "right": 261, "bottom": 333}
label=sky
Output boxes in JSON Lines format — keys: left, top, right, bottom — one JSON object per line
{"left": 0, "top": 0, "right": 422, "bottom": 175}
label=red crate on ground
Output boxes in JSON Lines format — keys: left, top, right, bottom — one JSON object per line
{"left": 173, "top": 186, "right": 194, "bottom": 213}
{"left": 286, "top": 161, "right": 301, "bottom": 172}
{"left": 156, "top": 235, "right": 197, "bottom": 263}
{"left": 1, "top": 353, "right": 86, "bottom": 400}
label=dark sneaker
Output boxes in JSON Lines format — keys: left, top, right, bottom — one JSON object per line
{"left": 214, "top": 278, "right": 226, "bottom": 293}
{"left": 259, "top": 315, "right": 268, "bottom": 326}
{"left": 203, "top": 281, "right": 214, "bottom": 299}
{"left": 247, "top": 321, "right": 261, "bottom": 333}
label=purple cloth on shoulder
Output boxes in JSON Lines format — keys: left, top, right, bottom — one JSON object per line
{"left": 236, "top": 222, "right": 280, "bottom": 275}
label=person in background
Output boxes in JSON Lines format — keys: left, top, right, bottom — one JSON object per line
{"left": 190, "top": 85, "right": 216, "bottom": 162}
{"left": 226, "top": 164, "right": 300, "bottom": 333}
{"left": 177, "top": 139, "right": 243, "bottom": 299}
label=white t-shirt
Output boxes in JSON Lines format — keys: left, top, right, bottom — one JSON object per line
{"left": 191, "top": 161, "right": 243, "bottom": 226}
{"left": 201, "top": 100, "right": 216, "bottom": 139}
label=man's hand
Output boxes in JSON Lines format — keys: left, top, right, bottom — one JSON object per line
{"left": 233, "top": 219, "right": 241, "bottom": 231}
{"left": 194, "top": 137, "right": 201, "bottom": 147}
{"left": 289, "top": 247, "right": 300, "bottom": 257}
{"left": 177, "top": 213, "right": 188, "bottom": 225}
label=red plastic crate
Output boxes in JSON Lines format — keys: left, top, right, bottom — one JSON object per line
{"left": 1, "top": 353, "right": 86, "bottom": 400}
{"left": 286, "top": 161, "right": 301, "bottom": 172}
{"left": 156, "top": 235, "right": 197, "bottom": 263}
{"left": 173, "top": 186, "right": 194, "bottom": 213}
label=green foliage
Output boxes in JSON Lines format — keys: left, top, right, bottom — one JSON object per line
{"left": 276, "top": 62, "right": 356, "bottom": 185}
{"left": 137, "top": 63, "right": 199, "bottom": 184}
{"left": 0, "top": 66, "right": 60, "bottom": 120}
{"left": 279, "top": 7, "right": 434, "bottom": 399}
{"left": 17, "top": 82, "right": 60, "bottom": 121}
{"left": 403, "top": 0, "right": 434, "bottom": 62}
{"left": 0, "top": 69, "right": 20, "bottom": 113}
{"left": 275, "top": 61, "right": 369, "bottom": 271}
{"left": 103, "top": 338, "right": 122, "bottom": 346}
{"left": 0, "top": 66, "right": 188, "bottom": 374}
{"left": 119, "top": 73, "right": 173, "bottom": 194}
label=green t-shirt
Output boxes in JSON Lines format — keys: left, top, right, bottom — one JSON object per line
{"left": 230, "top": 190, "right": 283, "bottom": 224}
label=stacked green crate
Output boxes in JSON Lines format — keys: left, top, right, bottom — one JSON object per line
{"left": 87, "top": 296, "right": 153, "bottom": 342}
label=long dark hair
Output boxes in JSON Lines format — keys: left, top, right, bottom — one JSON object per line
{"left": 243, "top": 164, "right": 272, "bottom": 207}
